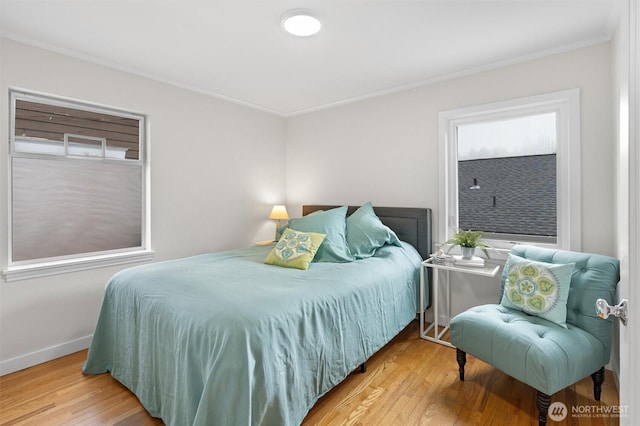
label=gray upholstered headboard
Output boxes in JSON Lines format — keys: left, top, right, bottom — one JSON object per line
{"left": 302, "top": 205, "right": 432, "bottom": 260}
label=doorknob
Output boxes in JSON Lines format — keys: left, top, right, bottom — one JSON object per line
{"left": 595, "top": 298, "right": 628, "bottom": 326}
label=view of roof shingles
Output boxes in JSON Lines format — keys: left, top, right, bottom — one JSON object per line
{"left": 458, "top": 154, "right": 556, "bottom": 237}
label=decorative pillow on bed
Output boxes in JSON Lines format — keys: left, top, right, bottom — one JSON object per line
{"left": 264, "top": 228, "right": 326, "bottom": 270}
{"left": 346, "top": 202, "right": 401, "bottom": 259}
{"left": 286, "top": 206, "right": 354, "bottom": 263}
{"left": 500, "top": 253, "right": 574, "bottom": 328}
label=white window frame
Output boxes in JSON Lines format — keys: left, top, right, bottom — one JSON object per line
{"left": 3, "top": 89, "right": 153, "bottom": 281}
{"left": 438, "top": 89, "right": 581, "bottom": 256}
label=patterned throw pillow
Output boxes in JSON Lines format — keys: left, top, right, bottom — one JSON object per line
{"left": 500, "top": 253, "right": 574, "bottom": 328}
{"left": 264, "top": 228, "right": 326, "bottom": 270}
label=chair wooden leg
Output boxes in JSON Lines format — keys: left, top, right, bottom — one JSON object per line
{"left": 456, "top": 348, "right": 466, "bottom": 381}
{"left": 591, "top": 366, "right": 605, "bottom": 400}
{"left": 536, "top": 391, "right": 551, "bottom": 426}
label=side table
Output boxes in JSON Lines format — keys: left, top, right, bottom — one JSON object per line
{"left": 419, "top": 257, "right": 500, "bottom": 347}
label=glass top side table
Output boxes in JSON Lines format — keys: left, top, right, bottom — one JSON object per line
{"left": 419, "top": 257, "right": 500, "bottom": 347}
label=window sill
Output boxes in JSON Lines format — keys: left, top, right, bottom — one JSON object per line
{"left": 2, "top": 249, "right": 155, "bottom": 282}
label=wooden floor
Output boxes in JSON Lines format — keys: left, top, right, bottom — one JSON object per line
{"left": 0, "top": 321, "right": 619, "bottom": 426}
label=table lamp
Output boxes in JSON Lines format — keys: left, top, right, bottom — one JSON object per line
{"left": 269, "top": 205, "right": 289, "bottom": 240}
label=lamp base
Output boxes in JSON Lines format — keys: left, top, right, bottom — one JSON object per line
{"left": 274, "top": 219, "right": 282, "bottom": 241}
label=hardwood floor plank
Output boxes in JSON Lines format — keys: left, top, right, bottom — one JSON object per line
{"left": 0, "top": 403, "right": 56, "bottom": 426}
{"left": 0, "top": 321, "right": 620, "bottom": 425}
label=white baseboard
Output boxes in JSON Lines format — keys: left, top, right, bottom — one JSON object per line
{"left": 0, "top": 335, "right": 92, "bottom": 376}
{"left": 610, "top": 360, "right": 620, "bottom": 391}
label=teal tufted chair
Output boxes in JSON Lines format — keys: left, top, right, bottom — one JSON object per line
{"left": 449, "top": 245, "right": 620, "bottom": 425}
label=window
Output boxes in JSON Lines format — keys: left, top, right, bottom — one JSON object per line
{"left": 4, "top": 90, "right": 152, "bottom": 281}
{"left": 439, "top": 89, "right": 580, "bottom": 253}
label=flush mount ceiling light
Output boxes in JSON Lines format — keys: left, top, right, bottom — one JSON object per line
{"left": 281, "top": 9, "right": 322, "bottom": 37}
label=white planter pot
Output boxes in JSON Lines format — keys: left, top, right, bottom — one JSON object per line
{"left": 461, "top": 247, "right": 476, "bottom": 260}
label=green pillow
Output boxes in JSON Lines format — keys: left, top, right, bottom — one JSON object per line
{"left": 500, "top": 253, "right": 574, "bottom": 328}
{"left": 287, "top": 206, "right": 354, "bottom": 263}
{"left": 346, "top": 202, "right": 401, "bottom": 259}
{"left": 264, "top": 228, "right": 325, "bottom": 270}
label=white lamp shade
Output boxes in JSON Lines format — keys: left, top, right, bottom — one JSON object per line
{"left": 269, "top": 205, "right": 289, "bottom": 220}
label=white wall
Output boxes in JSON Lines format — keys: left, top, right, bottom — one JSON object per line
{"left": 0, "top": 38, "right": 286, "bottom": 374}
{"left": 0, "top": 38, "right": 618, "bottom": 376}
{"left": 286, "top": 42, "right": 615, "bottom": 315}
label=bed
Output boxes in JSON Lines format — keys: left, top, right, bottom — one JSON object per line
{"left": 82, "top": 204, "right": 432, "bottom": 425}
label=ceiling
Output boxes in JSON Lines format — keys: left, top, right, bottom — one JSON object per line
{"left": 0, "top": 1, "right": 622, "bottom": 116}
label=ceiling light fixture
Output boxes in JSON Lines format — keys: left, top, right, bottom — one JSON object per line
{"left": 281, "top": 9, "right": 321, "bottom": 37}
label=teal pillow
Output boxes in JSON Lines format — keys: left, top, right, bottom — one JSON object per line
{"left": 275, "top": 223, "right": 288, "bottom": 240}
{"left": 264, "top": 228, "right": 325, "bottom": 270}
{"left": 346, "top": 202, "right": 401, "bottom": 259}
{"left": 500, "top": 253, "right": 574, "bottom": 328}
{"left": 287, "top": 206, "right": 354, "bottom": 263}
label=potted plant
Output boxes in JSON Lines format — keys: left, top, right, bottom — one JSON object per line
{"left": 443, "top": 228, "right": 490, "bottom": 259}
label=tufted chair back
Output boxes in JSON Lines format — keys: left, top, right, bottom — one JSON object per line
{"left": 502, "top": 245, "right": 620, "bottom": 362}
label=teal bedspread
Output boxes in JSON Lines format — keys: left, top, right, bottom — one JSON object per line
{"left": 83, "top": 242, "right": 421, "bottom": 425}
